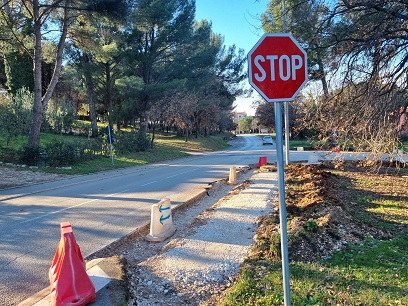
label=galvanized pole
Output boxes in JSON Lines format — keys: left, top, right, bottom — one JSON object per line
{"left": 107, "top": 126, "right": 114, "bottom": 166}
{"left": 275, "top": 102, "right": 291, "bottom": 305}
{"left": 281, "top": 3, "right": 291, "bottom": 301}
{"left": 283, "top": 0, "right": 290, "bottom": 165}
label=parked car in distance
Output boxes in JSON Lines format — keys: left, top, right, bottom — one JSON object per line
{"left": 262, "top": 136, "right": 274, "bottom": 145}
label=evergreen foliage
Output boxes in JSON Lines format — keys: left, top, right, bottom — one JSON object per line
{"left": 4, "top": 52, "right": 34, "bottom": 94}
{"left": 0, "top": 87, "right": 32, "bottom": 145}
{"left": 45, "top": 99, "right": 78, "bottom": 134}
{"left": 0, "top": 0, "right": 246, "bottom": 163}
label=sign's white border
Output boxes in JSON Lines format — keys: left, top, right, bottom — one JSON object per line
{"left": 247, "top": 33, "right": 308, "bottom": 102}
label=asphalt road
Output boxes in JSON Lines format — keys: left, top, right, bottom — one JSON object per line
{"left": 0, "top": 134, "right": 281, "bottom": 305}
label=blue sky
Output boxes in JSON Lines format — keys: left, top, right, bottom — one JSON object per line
{"left": 195, "top": 0, "right": 269, "bottom": 54}
{"left": 195, "top": 0, "right": 270, "bottom": 115}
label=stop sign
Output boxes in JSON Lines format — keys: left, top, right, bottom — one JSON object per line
{"left": 248, "top": 33, "right": 308, "bottom": 102}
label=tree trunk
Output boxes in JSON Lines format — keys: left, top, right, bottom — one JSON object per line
{"left": 28, "top": 0, "right": 69, "bottom": 148}
{"left": 372, "top": 40, "right": 382, "bottom": 84}
{"left": 83, "top": 54, "right": 99, "bottom": 137}
{"left": 28, "top": 0, "right": 44, "bottom": 148}
{"left": 106, "top": 62, "right": 113, "bottom": 126}
{"left": 185, "top": 127, "right": 188, "bottom": 142}
{"left": 150, "top": 124, "right": 156, "bottom": 149}
{"left": 318, "top": 59, "right": 329, "bottom": 99}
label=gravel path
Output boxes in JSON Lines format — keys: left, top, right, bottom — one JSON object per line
{"left": 0, "top": 164, "right": 74, "bottom": 190}
{"left": 126, "top": 169, "right": 278, "bottom": 306}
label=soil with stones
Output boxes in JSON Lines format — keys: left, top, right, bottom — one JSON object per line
{"left": 252, "top": 160, "right": 407, "bottom": 264}
{"left": 0, "top": 164, "right": 74, "bottom": 190}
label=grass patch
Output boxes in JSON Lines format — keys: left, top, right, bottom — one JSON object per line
{"left": 289, "top": 139, "right": 313, "bottom": 149}
{"left": 401, "top": 141, "right": 408, "bottom": 153}
{"left": 223, "top": 247, "right": 408, "bottom": 306}
{"left": 153, "top": 133, "right": 230, "bottom": 152}
{"left": 288, "top": 244, "right": 408, "bottom": 305}
{"left": 43, "top": 145, "right": 190, "bottom": 175}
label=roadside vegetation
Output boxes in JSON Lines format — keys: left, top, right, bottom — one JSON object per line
{"left": 45, "top": 132, "right": 231, "bottom": 175}
{"left": 0, "top": 128, "right": 231, "bottom": 175}
{"left": 2, "top": 1, "right": 408, "bottom": 167}
{"left": 0, "top": 0, "right": 243, "bottom": 152}
{"left": 220, "top": 162, "right": 408, "bottom": 305}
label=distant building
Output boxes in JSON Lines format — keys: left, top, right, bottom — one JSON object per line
{"left": 233, "top": 111, "right": 247, "bottom": 123}
{"left": 398, "top": 106, "right": 408, "bottom": 138}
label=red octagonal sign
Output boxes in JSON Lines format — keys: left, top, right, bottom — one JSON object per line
{"left": 248, "top": 33, "right": 308, "bottom": 102}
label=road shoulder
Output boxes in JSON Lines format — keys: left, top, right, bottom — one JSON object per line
{"left": 123, "top": 168, "right": 278, "bottom": 305}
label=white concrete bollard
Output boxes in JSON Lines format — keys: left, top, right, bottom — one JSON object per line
{"left": 145, "top": 198, "right": 176, "bottom": 242}
{"left": 228, "top": 166, "right": 237, "bottom": 185}
{"left": 297, "top": 147, "right": 304, "bottom": 151}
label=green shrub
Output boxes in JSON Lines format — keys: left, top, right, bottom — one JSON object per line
{"left": 42, "top": 139, "right": 96, "bottom": 166}
{"left": 44, "top": 140, "right": 75, "bottom": 166}
{"left": 45, "top": 99, "right": 77, "bottom": 134}
{"left": 269, "top": 232, "right": 281, "bottom": 259}
{"left": 0, "top": 146, "right": 21, "bottom": 163}
{"left": 114, "top": 130, "right": 150, "bottom": 154}
{"left": 0, "top": 88, "right": 32, "bottom": 145}
{"left": 305, "top": 219, "right": 319, "bottom": 232}
{"left": 136, "top": 129, "right": 151, "bottom": 150}
{"left": 86, "top": 138, "right": 104, "bottom": 157}
{"left": 19, "top": 145, "right": 41, "bottom": 166}
{"left": 72, "top": 120, "right": 92, "bottom": 136}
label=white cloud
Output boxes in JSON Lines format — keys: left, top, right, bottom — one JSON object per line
{"left": 233, "top": 97, "right": 256, "bottom": 116}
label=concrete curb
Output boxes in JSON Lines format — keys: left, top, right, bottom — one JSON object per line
{"left": 18, "top": 189, "right": 213, "bottom": 305}
{"left": 17, "top": 257, "right": 123, "bottom": 306}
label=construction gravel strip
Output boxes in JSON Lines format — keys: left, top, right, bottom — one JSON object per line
{"left": 127, "top": 169, "right": 278, "bottom": 306}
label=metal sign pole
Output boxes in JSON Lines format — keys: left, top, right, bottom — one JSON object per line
{"left": 107, "top": 126, "right": 114, "bottom": 166}
{"left": 110, "top": 143, "right": 114, "bottom": 165}
{"left": 284, "top": 104, "right": 290, "bottom": 165}
{"left": 247, "top": 31, "right": 307, "bottom": 306}
{"left": 283, "top": 0, "right": 290, "bottom": 165}
{"left": 281, "top": 0, "right": 291, "bottom": 290}
{"left": 274, "top": 102, "right": 291, "bottom": 306}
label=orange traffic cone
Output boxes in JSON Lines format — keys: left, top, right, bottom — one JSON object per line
{"left": 258, "top": 156, "right": 267, "bottom": 167}
{"left": 49, "top": 222, "right": 96, "bottom": 306}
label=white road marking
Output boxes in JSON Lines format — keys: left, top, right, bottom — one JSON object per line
{"left": 20, "top": 190, "right": 129, "bottom": 224}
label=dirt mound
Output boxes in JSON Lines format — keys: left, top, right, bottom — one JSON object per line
{"left": 252, "top": 163, "right": 394, "bottom": 263}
